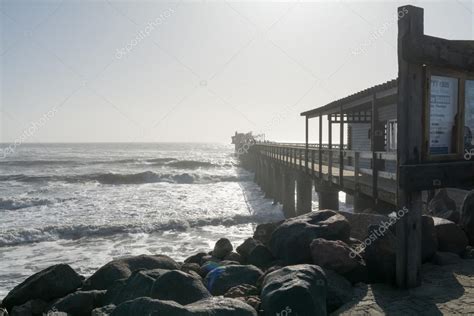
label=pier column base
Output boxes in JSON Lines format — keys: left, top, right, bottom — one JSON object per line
{"left": 316, "top": 182, "right": 339, "bottom": 210}
{"left": 282, "top": 170, "right": 296, "bottom": 218}
{"left": 296, "top": 173, "right": 313, "bottom": 215}
{"left": 274, "top": 165, "right": 283, "bottom": 204}
{"left": 354, "top": 192, "right": 374, "bottom": 213}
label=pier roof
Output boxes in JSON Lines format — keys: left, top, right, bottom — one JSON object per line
{"left": 300, "top": 78, "right": 398, "bottom": 118}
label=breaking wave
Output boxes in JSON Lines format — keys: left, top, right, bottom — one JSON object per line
{"left": 0, "top": 197, "right": 73, "bottom": 211}
{"left": 0, "top": 212, "right": 283, "bottom": 247}
{"left": 0, "top": 171, "right": 250, "bottom": 185}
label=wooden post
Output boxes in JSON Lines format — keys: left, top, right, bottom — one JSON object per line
{"left": 371, "top": 94, "right": 379, "bottom": 205}
{"left": 339, "top": 104, "right": 344, "bottom": 186}
{"left": 305, "top": 116, "right": 309, "bottom": 171}
{"left": 319, "top": 114, "right": 323, "bottom": 179}
{"left": 396, "top": 5, "right": 424, "bottom": 289}
{"left": 328, "top": 115, "right": 333, "bottom": 183}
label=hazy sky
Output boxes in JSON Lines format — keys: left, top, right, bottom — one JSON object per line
{"left": 1, "top": 0, "right": 473, "bottom": 143}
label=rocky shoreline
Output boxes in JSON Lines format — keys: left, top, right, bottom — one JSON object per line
{"left": 1, "top": 199, "right": 473, "bottom": 315}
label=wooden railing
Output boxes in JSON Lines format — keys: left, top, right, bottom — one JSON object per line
{"left": 253, "top": 143, "right": 397, "bottom": 198}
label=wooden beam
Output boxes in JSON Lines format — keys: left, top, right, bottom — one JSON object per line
{"left": 305, "top": 116, "right": 309, "bottom": 171}
{"left": 319, "top": 115, "right": 323, "bottom": 179}
{"left": 396, "top": 4, "right": 424, "bottom": 289}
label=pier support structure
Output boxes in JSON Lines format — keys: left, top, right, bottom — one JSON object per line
{"left": 296, "top": 172, "right": 313, "bottom": 215}
{"left": 282, "top": 170, "right": 296, "bottom": 218}
{"left": 315, "top": 182, "right": 339, "bottom": 210}
{"left": 353, "top": 192, "right": 374, "bottom": 213}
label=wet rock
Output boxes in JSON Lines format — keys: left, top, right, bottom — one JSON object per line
{"left": 461, "top": 246, "right": 474, "bottom": 259}
{"left": 433, "top": 217, "right": 469, "bottom": 254}
{"left": 365, "top": 225, "right": 396, "bottom": 284}
{"left": 422, "top": 215, "right": 438, "bottom": 262}
{"left": 2, "top": 264, "right": 83, "bottom": 312}
{"left": 199, "top": 261, "right": 239, "bottom": 278}
{"left": 204, "top": 265, "right": 263, "bottom": 296}
{"left": 200, "top": 255, "right": 221, "bottom": 265}
{"left": 110, "top": 297, "right": 257, "bottom": 316}
{"left": 9, "top": 299, "right": 48, "bottom": 316}
{"left": 51, "top": 290, "right": 105, "bottom": 316}
{"left": 181, "top": 263, "right": 201, "bottom": 275}
{"left": 460, "top": 190, "right": 474, "bottom": 245}
{"left": 223, "top": 252, "right": 242, "bottom": 263}
{"left": 212, "top": 238, "right": 233, "bottom": 259}
{"left": 102, "top": 270, "right": 155, "bottom": 306}
{"left": 91, "top": 305, "right": 115, "bottom": 316}
{"left": 150, "top": 270, "right": 211, "bottom": 305}
{"left": 310, "top": 238, "right": 365, "bottom": 275}
{"left": 82, "top": 254, "right": 179, "bottom": 291}
{"left": 323, "top": 269, "right": 353, "bottom": 313}
{"left": 270, "top": 210, "right": 351, "bottom": 264}
{"left": 337, "top": 210, "right": 390, "bottom": 241}
{"left": 234, "top": 296, "right": 261, "bottom": 311}
{"left": 261, "top": 264, "right": 327, "bottom": 316}
{"left": 224, "top": 284, "right": 258, "bottom": 298}
{"left": 184, "top": 252, "right": 207, "bottom": 265}
{"left": 236, "top": 238, "right": 262, "bottom": 260}
{"left": 433, "top": 252, "right": 462, "bottom": 265}
{"left": 428, "top": 189, "right": 460, "bottom": 223}
{"left": 247, "top": 245, "right": 274, "bottom": 269}
{"left": 253, "top": 221, "right": 283, "bottom": 246}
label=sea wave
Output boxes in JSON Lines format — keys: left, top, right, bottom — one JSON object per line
{"left": 0, "top": 171, "right": 250, "bottom": 185}
{"left": 0, "top": 212, "right": 283, "bottom": 247}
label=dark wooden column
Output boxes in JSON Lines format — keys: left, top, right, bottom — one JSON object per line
{"left": 305, "top": 116, "right": 309, "bottom": 170}
{"left": 319, "top": 114, "right": 323, "bottom": 178}
{"left": 396, "top": 5, "right": 424, "bottom": 289}
{"left": 339, "top": 104, "right": 344, "bottom": 186}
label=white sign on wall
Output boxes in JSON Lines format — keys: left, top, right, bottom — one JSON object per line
{"left": 429, "top": 76, "right": 458, "bottom": 155}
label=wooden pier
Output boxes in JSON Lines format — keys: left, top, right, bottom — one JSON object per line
{"left": 238, "top": 5, "right": 474, "bottom": 289}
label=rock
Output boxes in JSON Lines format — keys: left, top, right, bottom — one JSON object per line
{"left": 460, "top": 190, "right": 474, "bottom": 245}
{"left": 181, "top": 263, "right": 201, "bottom": 275}
{"left": 247, "top": 245, "right": 274, "bottom": 269}
{"left": 433, "top": 252, "right": 462, "bottom": 265}
{"left": 461, "top": 246, "right": 474, "bottom": 259}
{"left": 337, "top": 210, "right": 390, "bottom": 241}
{"left": 200, "top": 255, "right": 221, "bottom": 265}
{"left": 110, "top": 297, "right": 257, "bottom": 316}
{"left": 51, "top": 290, "right": 105, "bottom": 316}
{"left": 253, "top": 221, "right": 283, "bottom": 246}
{"left": 91, "top": 305, "right": 116, "bottom": 316}
{"left": 224, "top": 284, "right": 259, "bottom": 298}
{"left": 428, "top": 189, "right": 460, "bottom": 223}
{"left": 310, "top": 238, "right": 365, "bottom": 275}
{"left": 184, "top": 252, "right": 208, "bottom": 265}
{"left": 433, "top": 217, "right": 469, "bottom": 254}
{"left": 270, "top": 210, "right": 351, "bottom": 264}
{"left": 422, "top": 215, "right": 438, "bottom": 262}
{"left": 2, "top": 264, "right": 83, "bottom": 311}
{"left": 261, "top": 264, "right": 327, "bottom": 316}
{"left": 204, "top": 265, "right": 263, "bottom": 296}
{"left": 212, "top": 238, "right": 233, "bottom": 259}
{"left": 82, "top": 254, "right": 179, "bottom": 291}
{"left": 9, "top": 299, "right": 48, "bottom": 316}
{"left": 223, "top": 252, "right": 242, "bottom": 263}
{"left": 102, "top": 270, "right": 156, "bottom": 306}
{"left": 199, "top": 260, "right": 239, "bottom": 278}
{"left": 150, "top": 270, "right": 211, "bottom": 305}
{"left": 236, "top": 238, "right": 262, "bottom": 260}
{"left": 323, "top": 269, "right": 354, "bottom": 313}
{"left": 364, "top": 225, "right": 396, "bottom": 284}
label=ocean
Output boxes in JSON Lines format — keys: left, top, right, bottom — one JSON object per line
{"left": 0, "top": 143, "right": 348, "bottom": 298}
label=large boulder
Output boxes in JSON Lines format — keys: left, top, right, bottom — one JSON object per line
{"left": 246, "top": 245, "right": 274, "bottom": 269}
{"left": 2, "top": 264, "right": 83, "bottom": 311}
{"left": 428, "top": 189, "right": 460, "bottom": 223}
{"left": 51, "top": 290, "right": 106, "bottom": 316}
{"left": 150, "top": 270, "right": 211, "bottom": 305}
{"left": 270, "top": 210, "right": 351, "bottom": 264}
{"left": 236, "top": 238, "right": 262, "bottom": 260}
{"left": 82, "top": 254, "right": 179, "bottom": 290}
{"left": 364, "top": 225, "right": 396, "bottom": 284}
{"left": 337, "top": 211, "right": 389, "bottom": 241}
{"left": 433, "top": 217, "right": 469, "bottom": 254}
{"left": 323, "top": 269, "right": 353, "bottom": 313}
{"left": 102, "top": 269, "right": 159, "bottom": 306}
{"left": 204, "top": 265, "right": 263, "bottom": 296}
{"left": 253, "top": 221, "right": 283, "bottom": 246}
{"left": 460, "top": 190, "right": 474, "bottom": 245}
{"left": 432, "top": 252, "right": 462, "bottom": 266}
{"left": 184, "top": 252, "right": 207, "bottom": 265}
{"left": 9, "top": 299, "right": 48, "bottom": 315}
{"left": 110, "top": 297, "right": 257, "bottom": 316}
{"left": 212, "top": 238, "right": 233, "bottom": 259}
{"left": 310, "top": 238, "right": 365, "bottom": 275}
{"left": 261, "top": 264, "right": 327, "bottom": 316}
{"left": 422, "top": 215, "right": 438, "bottom": 262}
